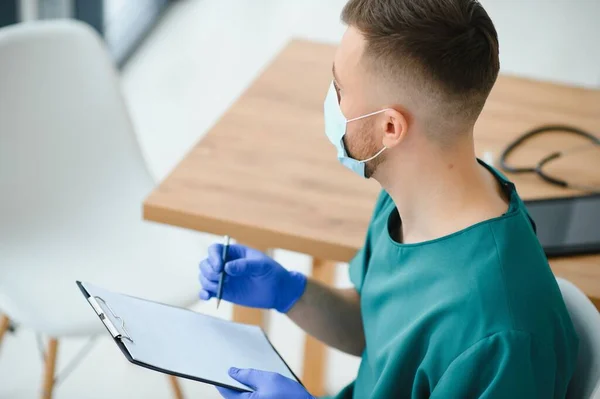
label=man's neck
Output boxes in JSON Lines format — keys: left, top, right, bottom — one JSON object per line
{"left": 376, "top": 143, "right": 508, "bottom": 244}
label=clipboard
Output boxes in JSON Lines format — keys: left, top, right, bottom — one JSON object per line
{"left": 76, "top": 281, "right": 301, "bottom": 392}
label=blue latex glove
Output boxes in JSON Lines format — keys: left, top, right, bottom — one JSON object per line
{"left": 217, "top": 368, "right": 315, "bottom": 399}
{"left": 199, "top": 244, "right": 307, "bottom": 313}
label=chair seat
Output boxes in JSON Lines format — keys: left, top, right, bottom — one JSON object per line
{"left": 558, "top": 278, "right": 600, "bottom": 398}
{"left": 0, "top": 221, "right": 209, "bottom": 337}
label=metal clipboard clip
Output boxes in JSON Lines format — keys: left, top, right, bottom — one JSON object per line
{"left": 87, "top": 296, "right": 134, "bottom": 343}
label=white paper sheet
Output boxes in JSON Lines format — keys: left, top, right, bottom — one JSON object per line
{"left": 80, "top": 282, "right": 296, "bottom": 391}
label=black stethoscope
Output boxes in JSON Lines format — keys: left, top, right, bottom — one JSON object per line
{"left": 499, "top": 125, "right": 600, "bottom": 193}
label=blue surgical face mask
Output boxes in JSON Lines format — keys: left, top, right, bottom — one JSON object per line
{"left": 324, "top": 81, "right": 388, "bottom": 178}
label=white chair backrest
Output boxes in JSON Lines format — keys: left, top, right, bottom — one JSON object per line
{"left": 557, "top": 278, "right": 600, "bottom": 398}
{"left": 0, "top": 21, "right": 154, "bottom": 282}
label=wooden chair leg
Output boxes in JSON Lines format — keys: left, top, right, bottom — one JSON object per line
{"left": 42, "top": 339, "right": 59, "bottom": 399}
{"left": 168, "top": 375, "right": 185, "bottom": 399}
{"left": 302, "top": 258, "right": 336, "bottom": 397}
{"left": 0, "top": 315, "right": 10, "bottom": 350}
{"left": 232, "top": 305, "right": 265, "bottom": 326}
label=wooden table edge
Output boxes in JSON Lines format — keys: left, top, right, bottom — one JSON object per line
{"left": 143, "top": 200, "right": 359, "bottom": 262}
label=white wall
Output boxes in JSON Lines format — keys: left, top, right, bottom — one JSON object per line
{"left": 481, "top": 0, "right": 600, "bottom": 87}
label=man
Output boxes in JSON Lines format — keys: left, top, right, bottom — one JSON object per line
{"left": 199, "top": 0, "right": 579, "bottom": 397}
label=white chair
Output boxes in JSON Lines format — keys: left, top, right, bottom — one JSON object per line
{"left": 557, "top": 278, "right": 600, "bottom": 398}
{"left": 0, "top": 20, "right": 207, "bottom": 399}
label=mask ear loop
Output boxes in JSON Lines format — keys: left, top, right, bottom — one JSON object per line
{"left": 346, "top": 108, "right": 393, "bottom": 163}
{"left": 358, "top": 145, "right": 387, "bottom": 164}
{"left": 347, "top": 108, "right": 393, "bottom": 123}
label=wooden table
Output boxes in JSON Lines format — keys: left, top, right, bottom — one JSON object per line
{"left": 144, "top": 39, "right": 600, "bottom": 396}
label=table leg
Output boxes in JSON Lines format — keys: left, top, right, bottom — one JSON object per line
{"left": 302, "top": 258, "right": 336, "bottom": 397}
{"left": 232, "top": 306, "right": 265, "bottom": 326}
{"left": 230, "top": 245, "right": 268, "bottom": 328}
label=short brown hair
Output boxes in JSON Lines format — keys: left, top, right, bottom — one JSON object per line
{"left": 342, "top": 0, "right": 500, "bottom": 135}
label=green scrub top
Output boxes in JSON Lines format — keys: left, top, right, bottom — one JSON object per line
{"left": 333, "top": 163, "right": 579, "bottom": 399}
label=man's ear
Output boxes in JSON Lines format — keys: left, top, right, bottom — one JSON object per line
{"left": 381, "top": 108, "right": 408, "bottom": 149}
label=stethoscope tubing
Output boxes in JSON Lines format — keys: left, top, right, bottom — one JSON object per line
{"left": 499, "top": 125, "right": 599, "bottom": 192}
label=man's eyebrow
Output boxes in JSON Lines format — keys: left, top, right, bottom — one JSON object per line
{"left": 332, "top": 63, "right": 341, "bottom": 87}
